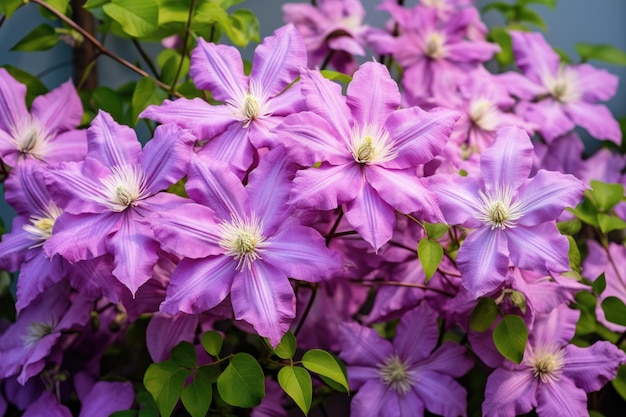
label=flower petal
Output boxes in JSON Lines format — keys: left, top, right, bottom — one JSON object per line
{"left": 394, "top": 303, "right": 439, "bottom": 362}
{"left": 0, "top": 68, "right": 28, "bottom": 134}
{"left": 347, "top": 61, "right": 400, "bottom": 127}
{"left": 351, "top": 379, "right": 401, "bottom": 417}
{"left": 77, "top": 381, "right": 135, "bottom": 417}
{"left": 338, "top": 322, "right": 394, "bottom": 366}
{"left": 482, "top": 368, "right": 537, "bottom": 417}
{"left": 190, "top": 39, "right": 247, "bottom": 101}
{"left": 510, "top": 31, "right": 560, "bottom": 84}
{"left": 31, "top": 79, "right": 82, "bottom": 133}
{"left": 563, "top": 342, "right": 626, "bottom": 392}
{"left": 428, "top": 174, "right": 483, "bottom": 227}
{"left": 289, "top": 162, "right": 361, "bottom": 210}
{"left": 87, "top": 111, "right": 142, "bottom": 167}
{"left": 506, "top": 223, "right": 570, "bottom": 274}
{"left": 146, "top": 312, "right": 199, "bottom": 362}
{"left": 481, "top": 126, "right": 533, "bottom": 191}
{"left": 516, "top": 99, "right": 574, "bottom": 143}
{"left": 564, "top": 101, "right": 622, "bottom": 144}
{"left": 23, "top": 392, "right": 71, "bottom": 417}
{"left": 44, "top": 129, "right": 87, "bottom": 164}
{"left": 412, "top": 371, "right": 468, "bottom": 417}
{"left": 535, "top": 377, "right": 588, "bottom": 417}
{"left": 15, "top": 252, "right": 65, "bottom": 312}
{"left": 197, "top": 122, "right": 256, "bottom": 177}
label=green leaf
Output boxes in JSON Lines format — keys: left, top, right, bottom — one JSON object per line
{"left": 493, "top": 315, "right": 528, "bottom": 364}
{"left": 157, "top": 49, "right": 190, "bottom": 87}
{"left": 103, "top": 0, "right": 159, "bottom": 38}
{"left": 278, "top": 366, "right": 312, "bottom": 416}
{"left": 592, "top": 273, "right": 606, "bottom": 295}
{"left": 217, "top": 352, "right": 265, "bottom": 408}
{"left": 601, "top": 296, "right": 626, "bottom": 326}
{"left": 132, "top": 77, "right": 167, "bottom": 124}
{"left": 144, "top": 360, "right": 191, "bottom": 417}
{"left": 110, "top": 411, "right": 137, "bottom": 417}
{"left": 573, "top": 291, "right": 598, "bottom": 336}
{"left": 301, "top": 349, "right": 349, "bottom": 392}
{"left": 172, "top": 341, "right": 197, "bottom": 369}
{"left": 487, "top": 27, "right": 514, "bottom": 67}
{"left": 589, "top": 180, "right": 625, "bottom": 211}
{"left": 0, "top": 0, "right": 22, "bottom": 18}
{"left": 320, "top": 70, "right": 352, "bottom": 85}
{"left": 273, "top": 331, "right": 297, "bottom": 360}
{"left": 519, "top": 0, "right": 557, "bottom": 8}
{"left": 417, "top": 239, "right": 443, "bottom": 281}
{"left": 481, "top": 2, "right": 514, "bottom": 14}
{"left": 91, "top": 87, "right": 126, "bottom": 123}
{"left": 517, "top": 7, "right": 546, "bottom": 30}
{"left": 611, "top": 365, "right": 626, "bottom": 402}
{"left": 136, "top": 390, "right": 159, "bottom": 417}
{"left": 557, "top": 218, "right": 581, "bottom": 235}
{"left": 41, "top": 0, "right": 70, "bottom": 17}
{"left": 576, "top": 43, "right": 626, "bottom": 66}
{"left": 423, "top": 222, "right": 449, "bottom": 240}
{"left": 11, "top": 24, "right": 59, "bottom": 52}
{"left": 1, "top": 65, "right": 48, "bottom": 107}
{"left": 598, "top": 213, "right": 626, "bottom": 234}
{"left": 567, "top": 198, "right": 599, "bottom": 227}
{"left": 201, "top": 331, "right": 223, "bottom": 357}
{"left": 566, "top": 235, "right": 582, "bottom": 275}
{"left": 181, "top": 367, "right": 214, "bottom": 417}
{"left": 84, "top": 0, "right": 110, "bottom": 8}
{"left": 470, "top": 297, "right": 499, "bottom": 332}
{"left": 227, "top": 9, "right": 260, "bottom": 46}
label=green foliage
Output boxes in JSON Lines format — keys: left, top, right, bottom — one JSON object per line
{"left": 601, "top": 296, "right": 626, "bottom": 326}
{"left": 493, "top": 315, "right": 528, "bottom": 364}
{"left": 131, "top": 77, "right": 167, "bottom": 124}
{"left": 576, "top": 43, "right": 626, "bottom": 66}
{"left": 589, "top": 180, "right": 625, "bottom": 212}
{"left": 470, "top": 297, "right": 499, "bottom": 332}
{"left": 487, "top": 27, "right": 514, "bottom": 67}
{"left": 201, "top": 330, "right": 223, "bottom": 357}
{"left": 181, "top": 367, "right": 214, "bottom": 417}
{"left": 0, "top": 0, "right": 22, "bottom": 18}
{"left": 0, "top": 65, "right": 48, "bottom": 107}
{"left": 217, "top": 352, "right": 265, "bottom": 408}
{"left": 273, "top": 331, "right": 297, "bottom": 360}
{"left": 172, "top": 341, "right": 197, "bottom": 369}
{"left": 278, "top": 366, "right": 312, "bottom": 415}
{"left": 11, "top": 23, "right": 59, "bottom": 52}
{"left": 157, "top": 49, "right": 190, "bottom": 87}
{"left": 423, "top": 222, "right": 450, "bottom": 240}
{"left": 592, "top": 273, "right": 606, "bottom": 296}
{"left": 418, "top": 238, "right": 443, "bottom": 281}
{"left": 612, "top": 365, "right": 626, "bottom": 402}
{"left": 301, "top": 349, "right": 349, "bottom": 392}
{"left": 103, "top": 0, "right": 159, "bottom": 38}
{"left": 194, "top": 2, "right": 259, "bottom": 47}
{"left": 144, "top": 360, "right": 192, "bottom": 417}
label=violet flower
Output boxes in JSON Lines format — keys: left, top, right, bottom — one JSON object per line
{"left": 0, "top": 68, "right": 86, "bottom": 168}
{"left": 338, "top": 302, "right": 473, "bottom": 417}
{"left": 430, "top": 126, "right": 586, "bottom": 298}
{"left": 482, "top": 304, "right": 626, "bottom": 417}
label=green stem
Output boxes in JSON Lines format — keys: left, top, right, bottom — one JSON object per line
{"left": 132, "top": 39, "right": 160, "bottom": 78}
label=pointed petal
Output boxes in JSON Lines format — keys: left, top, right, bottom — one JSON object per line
{"left": 0, "top": 68, "right": 28, "bottom": 133}
{"left": 428, "top": 175, "right": 483, "bottom": 227}
{"left": 531, "top": 304, "right": 580, "bottom": 348}
{"left": 16, "top": 252, "right": 65, "bottom": 312}
{"left": 31, "top": 79, "right": 82, "bottom": 132}
{"left": 344, "top": 178, "right": 395, "bottom": 251}
{"left": 535, "top": 378, "right": 588, "bottom": 417}
{"left": 575, "top": 63, "right": 619, "bottom": 102}
{"left": 482, "top": 368, "right": 537, "bottom": 417}
{"left": 506, "top": 223, "right": 570, "bottom": 274}
{"left": 481, "top": 126, "right": 533, "bottom": 191}
{"left": 190, "top": 39, "right": 247, "bottom": 101}
{"left": 347, "top": 62, "right": 400, "bottom": 127}
{"left": 516, "top": 100, "right": 573, "bottom": 143}
{"left": 382, "top": 106, "right": 458, "bottom": 169}
{"left": 23, "top": 392, "right": 72, "bottom": 417}
{"left": 510, "top": 31, "right": 559, "bottom": 83}
{"left": 457, "top": 227, "right": 509, "bottom": 298}
{"left": 563, "top": 342, "right": 626, "bottom": 392}
{"left": 78, "top": 381, "right": 135, "bottom": 417}
{"left": 250, "top": 24, "right": 306, "bottom": 97}
{"left": 394, "top": 303, "right": 439, "bottom": 362}
{"left": 289, "top": 162, "right": 360, "bottom": 210}
{"left": 0, "top": 218, "right": 33, "bottom": 270}
{"left": 44, "top": 129, "right": 87, "bottom": 164}
{"left": 146, "top": 313, "right": 199, "bottom": 362}
{"left": 418, "top": 342, "right": 473, "bottom": 378}
{"left": 495, "top": 71, "right": 547, "bottom": 100}
{"left": 517, "top": 170, "right": 585, "bottom": 226}
{"left": 338, "top": 322, "right": 394, "bottom": 366}
{"left": 446, "top": 39, "right": 500, "bottom": 63}
{"left": 412, "top": 372, "right": 468, "bottom": 417}
{"left": 161, "top": 256, "right": 236, "bottom": 314}
{"left": 140, "top": 98, "right": 233, "bottom": 140}
{"left": 186, "top": 153, "right": 250, "bottom": 219}
{"left": 87, "top": 111, "right": 142, "bottom": 166}
{"left": 564, "top": 101, "right": 622, "bottom": 144}
{"left": 141, "top": 124, "right": 195, "bottom": 194}
{"left": 351, "top": 380, "right": 401, "bottom": 417}
{"left": 198, "top": 122, "right": 255, "bottom": 176}
{"left": 231, "top": 262, "right": 295, "bottom": 346}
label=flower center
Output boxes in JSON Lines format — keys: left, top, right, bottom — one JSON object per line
{"left": 350, "top": 123, "right": 396, "bottom": 165}
{"left": 22, "top": 202, "right": 63, "bottom": 247}
{"left": 424, "top": 32, "right": 446, "bottom": 59}
{"left": 230, "top": 80, "right": 268, "bottom": 128}
{"left": 241, "top": 94, "right": 261, "bottom": 125}
{"left": 23, "top": 320, "right": 56, "bottom": 348}
{"left": 530, "top": 345, "right": 566, "bottom": 383}
{"left": 476, "top": 185, "right": 526, "bottom": 230}
{"left": 377, "top": 355, "right": 415, "bottom": 395}
{"left": 545, "top": 66, "right": 581, "bottom": 103}
{"left": 11, "top": 117, "right": 51, "bottom": 161}
{"left": 218, "top": 214, "right": 270, "bottom": 271}
{"left": 100, "top": 165, "right": 147, "bottom": 212}
{"left": 469, "top": 98, "right": 499, "bottom": 131}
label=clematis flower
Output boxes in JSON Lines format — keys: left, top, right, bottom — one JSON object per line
{"left": 43, "top": 110, "right": 195, "bottom": 295}
{"left": 498, "top": 31, "right": 621, "bottom": 144}
{"left": 140, "top": 24, "right": 306, "bottom": 178}
{"left": 430, "top": 126, "right": 586, "bottom": 298}
{"left": 338, "top": 302, "right": 473, "bottom": 417}
{"left": 482, "top": 304, "right": 626, "bottom": 417}
{"left": 149, "top": 146, "right": 343, "bottom": 346}
{"left": 276, "top": 61, "right": 459, "bottom": 251}
{"left": 0, "top": 68, "right": 86, "bottom": 168}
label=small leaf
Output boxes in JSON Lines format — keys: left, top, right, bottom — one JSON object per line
{"left": 320, "top": 70, "right": 352, "bottom": 85}
{"left": 132, "top": 77, "right": 167, "bottom": 124}
{"left": 611, "top": 365, "right": 626, "bottom": 402}
{"left": 301, "top": 349, "right": 349, "bottom": 392}
{"left": 227, "top": 9, "right": 260, "bottom": 46}
{"left": 217, "top": 352, "right": 265, "bottom": 408}
{"left": 423, "top": 222, "right": 449, "bottom": 240}
{"left": 589, "top": 180, "right": 625, "bottom": 212}
{"left": 517, "top": 7, "right": 546, "bottom": 29}
{"left": 0, "top": 0, "right": 22, "bottom": 18}
{"left": 157, "top": 49, "right": 190, "bottom": 87}
{"left": 567, "top": 198, "right": 599, "bottom": 227}
{"left": 493, "top": 315, "right": 528, "bottom": 364}
{"left": 103, "top": 0, "right": 159, "bottom": 38}
{"left": 417, "top": 239, "right": 443, "bottom": 281}
{"left": 520, "top": 0, "right": 557, "bottom": 8}
{"left": 576, "top": 43, "right": 626, "bottom": 66}
{"left": 11, "top": 24, "right": 59, "bottom": 52}
{"left": 567, "top": 235, "right": 582, "bottom": 274}
{"left": 598, "top": 213, "right": 626, "bottom": 234}
{"left": 91, "top": 87, "right": 126, "bottom": 124}
{"left": 84, "top": 0, "right": 110, "bottom": 8}
{"left": 278, "top": 366, "right": 312, "bottom": 416}
{"left": 601, "top": 296, "right": 626, "bottom": 326}
{"left": 144, "top": 360, "right": 191, "bottom": 417}
{"left": 181, "top": 367, "right": 214, "bottom": 417}
{"left": 487, "top": 27, "right": 514, "bottom": 67}
{"left": 201, "top": 331, "right": 223, "bottom": 357}
{"left": 172, "top": 341, "right": 197, "bottom": 369}
{"left": 470, "top": 297, "right": 499, "bottom": 332}
{"left": 273, "top": 331, "right": 297, "bottom": 360}
{"left": 592, "top": 273, "right": 606, "bottom": 296}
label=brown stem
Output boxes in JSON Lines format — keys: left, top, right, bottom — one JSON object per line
{"left": 71, "top": 0, "right": 98, "bottom": 90}
{"left": 349, "top": 278, "right": 455, "bottom": 297}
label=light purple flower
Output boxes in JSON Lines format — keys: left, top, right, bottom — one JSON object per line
{"left": 482, "top": 304, "right": 626, "bottom": 417}
{"left": 0, "top": 68, "right": 86, "bottom": 168}
{"left": 338, "top": 302, "right": 473, "bottom": 417}
{"left": 43, "top": 110, "right": 195, "bottom": 295}
{"left": 140, "top": 24, "right": 306, "bottom": 177}
{"left": 149, "top": 146, "right": 343, "bottom": 346}
{"left": 499, "top": 31, "right": 621, "bottom": 144}
{"left": 430, "top": 126, "right": 586, "bottom": 298}
{"left": 277, "top": 61, "right": 459, "bottom": 251}
{"left": 23, "top": 391, "right": 72, "bottom": 417}
{"left": 78, "top": 381, "right": 135, "bottom": 417}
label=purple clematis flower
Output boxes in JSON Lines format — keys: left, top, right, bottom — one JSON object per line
{"left": 149, "top": 146, "right": 343, "bottom": 346}
{"left": 0, "top": 68, "right": 86, "bottom": 168}
{"left": 482, "top": 304, "right": 626, "bottom": 417}
{"left": 140, "top": 24, "right": 306, "bottom": 178}
{"left": 43, "top": 110, "right": 195, "bottom": 295}
{"left": 338, "top": 302, "right": 473, "bottom": 417}
{"left": 498, "top": 31, "right": 621, "bottom": 144}
{"left": 276, "top": 61, "right": 459, "bottom": 251}
{"left": 430, "top": 126, "right": 586, "bottom": 298}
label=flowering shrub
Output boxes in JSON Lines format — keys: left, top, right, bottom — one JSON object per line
{"left": 0, "top": 0, "right": 625, "bottom": 416}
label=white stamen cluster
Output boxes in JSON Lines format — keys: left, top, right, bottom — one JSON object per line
{"left": 423, "top": 32, "right": 447, "bottom": 60}
{"left": 22, "top": 201, "right": 63, "bottom": 247}
{"left": 529, "top": 345, "right": 566, "bottom": 384}
{"left": 230, "top": 80, "right": 269, "bottom": 127}
{"left": 349, "top": 123, "right": 396, "bottom": 165}
{"left": 218, "top": 214, "right": 270, "bottom": 271}
{"left": 23, "top": 320, "right": 56, "bottom": 348}
{"left": 11, "top": 117, "right": 51, "bottom": 160}
{"left": 100, "top": 164, "right": 148, "bottom": 212}
{"left": 469, "top": 98, "right": 499, "bottom": 131}
{"left": 544, "top": 66, "right": 581, "bottom": 103}
{"left": 377, "top": 355, "right": 415, "bottom": 395}
{"left": 476, "top": 185, "right": 526, "bottom": 230}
